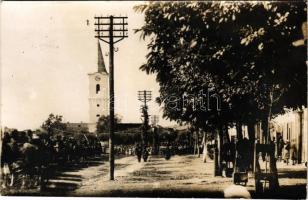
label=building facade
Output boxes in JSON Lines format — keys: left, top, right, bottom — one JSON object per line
{"left": 273, "top": 108, "right": 307, "bottom": 164}
{"left": 226, "top": 108, "right": 307, "bottom": 164}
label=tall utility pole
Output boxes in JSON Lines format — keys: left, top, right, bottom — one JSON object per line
{"left": 94, "top": 15, "right": 128, "bottom": 180}
{"left": 138, "top": 90, "right": 152, "bottom": 147}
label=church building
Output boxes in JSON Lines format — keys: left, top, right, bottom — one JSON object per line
{"left": 65, "top": 41, "right": 141, "bottom": 134}
{"left": 87, "top": 41, "right": 109, "bottom": 132}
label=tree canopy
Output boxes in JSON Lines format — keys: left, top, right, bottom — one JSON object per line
{"left": 135, "top": 2, "right": 307, "bottom": 134}
{"left": 41, "top": 113, "right": 67, "bottom": 135}
{"left": 96, "top": 115, "right": 122, "bottom": 134}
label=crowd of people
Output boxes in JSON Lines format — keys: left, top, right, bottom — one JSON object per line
{"left": 1, "top": 129, "right": 102, "bottom": 190}
{"left": 131, "top": 142, "right": 197, "bottom": 163}
{"left": 113, "top": 145, "right": 137, "bottom": 156}
{"left": 112, "top": 136, "right": 300, "bottom": 167}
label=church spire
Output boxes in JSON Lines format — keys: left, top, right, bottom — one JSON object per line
{"left": 97, "top": 40, "right": 107, "bottom": 73}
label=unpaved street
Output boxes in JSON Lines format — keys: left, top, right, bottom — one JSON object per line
{"left": 68, "top": 155, "right": 306, "bottom": 198}
{"left": 3, "top": 154, "right": 306, "bottom": 198}
{"left": 71, "top": 155, "right": 232, "bottom": 197}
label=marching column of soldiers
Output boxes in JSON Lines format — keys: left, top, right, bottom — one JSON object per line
{"left": 1, "top": 129, "right": 102, "bottom": 190}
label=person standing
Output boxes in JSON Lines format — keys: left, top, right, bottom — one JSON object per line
{"left": 164, "top": 145, "right": 171, "bottom": 160}
{"left": 284, "top": 140, "right": 290, "bottom": 165}
{"left": 135, "top": 144, "right": 142, "bottom": 162}
{"left": 143, "top": 145, "right": 149, "bottom": 162}
{"left": 277, "top": 136, "right": 284, "bottom": 162}
{"left": 291, "top": 145, "right": 297, "bottom": 165}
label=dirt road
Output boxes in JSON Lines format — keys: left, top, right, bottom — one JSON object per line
{"left": 71, "top": 155, "right": 232, "bottom": 197}
{"left": 3, "top": 154, "right": 306, "bottom": 198}
{"left": 70, "top": 155, "right": 307, "bottom": 198}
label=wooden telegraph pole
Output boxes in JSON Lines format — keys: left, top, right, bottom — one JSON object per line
{"left": 138, "top": 90, "right": 152, "bottom": 147}
{"left": 94, "top": 15, "right": 128, "bottom": 180}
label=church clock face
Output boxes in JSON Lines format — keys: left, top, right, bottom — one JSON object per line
{"left": 95, "top": 76, "right": 101, "bottom": 81}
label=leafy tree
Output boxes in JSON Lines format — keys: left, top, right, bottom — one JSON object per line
{"left": 99, "top": 127, "right": 142, "bottom": 145}
{"left": 41, "top": 113, "right": 66, "bottom": 135}
{"left": 96, "top": 115, "right": 122, "bottom": 134}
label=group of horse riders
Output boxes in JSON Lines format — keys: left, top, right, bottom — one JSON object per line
{"left": 1, "top": 129, "right": 102, "bottom": 190}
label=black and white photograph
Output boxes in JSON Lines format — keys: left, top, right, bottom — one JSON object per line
{"left": 0, "top": 1, "right": 307, "bottom": 199}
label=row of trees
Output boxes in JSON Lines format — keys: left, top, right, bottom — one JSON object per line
{"left": 134, "top": 1, "right": 306, "bottom": 183}
{"left": 39, "top": 114, "right": 169, "bottom": 145}
{"left": 95, "top": 115, "right": 194, "bottom": 147}
{"left": 41, "top": 113, "right": 90, "bottom": 139}
{"left": 135, "top": 1, "right": 306, "bottom": 142}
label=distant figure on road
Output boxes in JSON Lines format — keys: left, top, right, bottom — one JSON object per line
{"left": 143, "top": 146, "right": 149, "bottom": 162}
{"left": 284, "top": 140, "right": 290, "bottom": 165}
{"left": 164, "top": 146, "right": 171, "bottom": 160}
{"left": 135, "top": 144, "right": 142, "bottom": 162}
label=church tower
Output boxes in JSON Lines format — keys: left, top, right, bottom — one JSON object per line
{"left": 88, "top": 41, "right": 109, "bottom": 132}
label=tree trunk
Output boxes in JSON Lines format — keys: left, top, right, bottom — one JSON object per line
{"left": 261, "top": 118, "right": 267, "bottom": 143}
{"left": 266, "top": 88, "right": 279, "bottom": 190}
{"left": 197, "top": 129, "right": 200, "bottom": 158}
{"left": 202, "top": 132, "right": 207, "bottom": 163}
{"left": 193, "top": 131, "right": 196, "bottom": 155}
{"left": 214, "top": 126, "right": 224, "bottom": 176}
{"left": 236, "top": 122, "right": 243, "bottom": 140}
{"left": 219, "top": 125, "right": 224, "bottom": 171}
{"left": 214, "top": 138, "right": 220, "bottom": 176}
{"left": 248, "top": 122, "right": 256, "bottom": 171}
{"left": 189, "top": 129, "right": 193, "bottom": 152}
{"left": 248, "top": 122, "right": 255, "bottom": 142}
{"left": 224, "top": 125, "right": 230, "bottom": 143}
{"left": 298, "top": 109, "right": 303, "bottom": 164}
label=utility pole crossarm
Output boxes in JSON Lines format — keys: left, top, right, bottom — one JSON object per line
{"left": 95, "top": 29, "right": 128, "bottom": 32}
{"left": 94, "top": 15, "right": 128, "bottom": 44}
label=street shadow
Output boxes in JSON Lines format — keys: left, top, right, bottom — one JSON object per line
{"left": 7, "top": 155, "right": 109, "bottom": 196}
{"left": 83, "top": 188, "right": 224, "bottom": 198}
{"left": 55, "top": 155, "right": 107, "bottom": 171}
{"left": 251, "top": 184, "right": 307, "bottom": 199}
{"left": 115, "top": 163, "right": 130, "bottom": 170}
{"left": 53, "top": 174, "right": 83, "bottom": 182}
{"left": 278, "top": 168, "right": 307, "bottom": 179}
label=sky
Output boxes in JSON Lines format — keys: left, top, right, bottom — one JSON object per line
{"left": 1, "top": 1, "right": 176, "bottom": 130}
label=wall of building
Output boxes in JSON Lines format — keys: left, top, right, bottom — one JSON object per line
{"left": 273, "top": 108, "right": 307, "bottom": 163}
{"left": 226, "top": 107, "right": 307, "bottom": 164}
